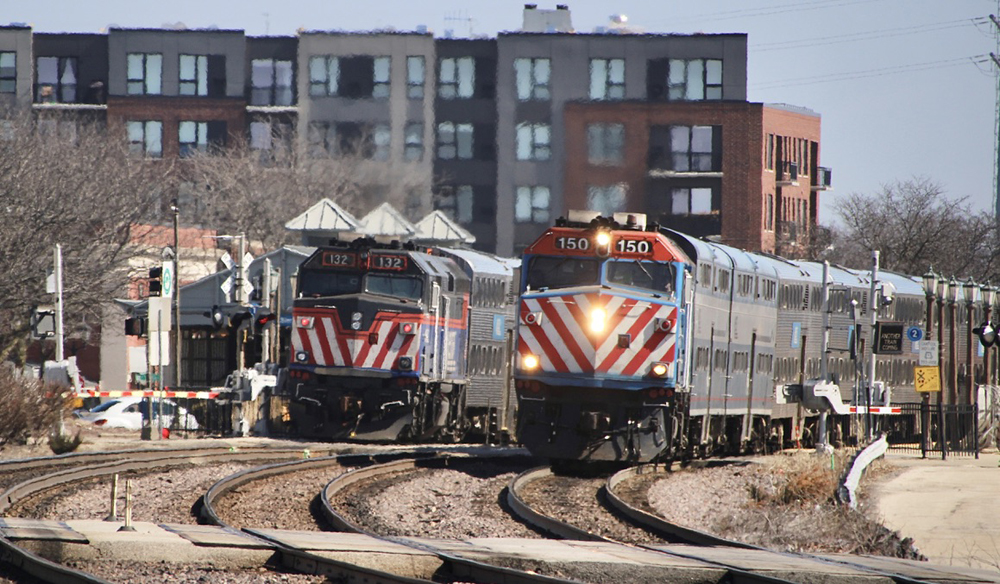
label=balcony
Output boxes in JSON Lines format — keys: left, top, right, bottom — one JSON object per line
{"left": 812, "top": 166, "right": 833, "bottom": 191}
{"left": 776, "top": 161, "right": 799, "bottom": 187}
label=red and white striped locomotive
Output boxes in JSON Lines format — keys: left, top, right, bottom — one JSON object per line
{"left": 276, "top": 237, "right": 518, "bottom": 442}
{"left": 514, "top": 211, "right": 917, "bottom": 463}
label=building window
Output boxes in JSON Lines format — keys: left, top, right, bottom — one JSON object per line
{"left": 127, "top": 53, "right": 162, "bottom": 95}
{"left": 671, "top": 126, "right": 716, "bottom": 171}
{"left": 36, "top": 56, "right": 77, "bottom": 103}
{"left": 309, "top": 55, "right": 389, "bottom": 99}
{"left": 372, "top": 123, "right": 390, "bottom": 160}
{"left": 309, "top": 56, "right": 338, "bottom": 96}
{"left": 437, "top": 122, "right": 473, "bottom": 160}
{"left": 307, "top": 122, "right": 336, "bottom": 157}
{"left": 372, "top": 57, "right": 390, "bottom": 99}
{"left": 438, "top": 57, "right": 474, "bottom": 99}
{"left": 589, "top": 58, "right": 624, "bottom": 100}
{"left": 179, "top": 54, "right": 207, "bottom": 96}
{"left": 251, "top": 58, "right": 293, "bottom": 106}
{"left": 671, "top": 187, "right": 713, "bottom": 215}
{"left": 437, "top": 185, "right": 474, "bottom": 223}
{"left": 405, "top": 122, "right": 423, "bottom": 161}
{"left": 179, "top": 121, "right": 207, "bottom": 157}
{"left": 587, "top": 184, "right": 627, "bottom": 216}
{"left": 37, "top": 119, "right": 78, "bottom": 143}
{"left": 587, "top": 123, "right": 624, "bottom": 165}
{"left": 0, "top": 52, "right": 14, "bottom": 93}
{"left": 515, "top": 186, "right": 550, "bottom": 223}
{"left": 407, "top": 56, "right": 425, "bottom": 99}
{"left": 127, "top": 120, "right": 162, "bottom": 157}
{"left": 765, "top": 134, "right": 775, "bottom": 171}
{"left": 249, "top": 120, "right": 292, "bottom": 152}
{"left": 765, "top": 194, "right": 774, "bottom": 231}
{"left": 514, "top": 58, "right": 550, "bottom": 100}
{"left": 515, "top": 123, "right": 550, "bottom": 161}
{"left": 668, "top": 59, "right": 722, "bottom": 100}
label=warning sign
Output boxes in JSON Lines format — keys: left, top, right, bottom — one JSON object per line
{"left": 914, "top": 366, "right": 941, "bottom": 393}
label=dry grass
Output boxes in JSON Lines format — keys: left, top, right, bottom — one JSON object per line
{"left": 718, "top": 452, "right": 923, "bottom": 559}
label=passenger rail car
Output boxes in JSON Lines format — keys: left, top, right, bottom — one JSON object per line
{"left": 276, "top": 238, "right": 518, "bottom": 442}
{"left": 514, "top": 212, "right": 927, "bottom": 463}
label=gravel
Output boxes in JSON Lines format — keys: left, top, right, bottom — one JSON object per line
{"left": 334, "top": 462, "right": 539, "bottom": 539}
{"left": 64, "top": 560, "right": 327, "bottom": 584}
{"left": 212, "top": 464, "right": 348, "bottom": 530}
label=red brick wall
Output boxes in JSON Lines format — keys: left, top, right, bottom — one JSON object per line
{"left": 107, "top": 96, "right": 246, "bottom": 158}
{"left": 563, "top": 101, "right": 822, "bottom": 254}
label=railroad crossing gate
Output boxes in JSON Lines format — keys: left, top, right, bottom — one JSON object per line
{"left": 914, "top": 366, "right": 941, "bottom": 393}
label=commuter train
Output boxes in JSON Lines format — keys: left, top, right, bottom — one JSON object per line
{"left": 514, "top": 211, "right": 926, "bottom": 463}
{"left": 274, "top": 237, "right": 518, "bottom": 442}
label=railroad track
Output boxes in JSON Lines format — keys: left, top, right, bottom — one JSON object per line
{"left": 508, "top": 462, "right": 952, "bottom": 584}
{"left": 0, "top": 445, "right": 365, "bottom": 584}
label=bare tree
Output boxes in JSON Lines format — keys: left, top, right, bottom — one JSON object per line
{"left": 829, "top": 177, "right": 1000, "bottom": 280}
{"left": 0, "top": 113, "right": 174, "bottom": 363}
{"left": 181, "top": 130, "right": 432, "bottom": 251}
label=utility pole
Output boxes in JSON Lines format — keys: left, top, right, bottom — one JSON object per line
{"left": 991, "top": 9, "right": 1000, "bottom": 219}
{"left": 54, "top": 244, "right": 64, "bottom": 362}
{"left": 867, "top": 251, "right": 880, "bottom": 441}
{"left": 172, "top": 199, "right": 181, "bottom": 390}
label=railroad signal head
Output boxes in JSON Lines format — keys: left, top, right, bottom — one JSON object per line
{"left": 254, "top": 309, "right": 276, "bottom": 333}
{"left": 974, "top": 321, "right": 997, "bottom": 347}
{"left": 124, "top": 317, "right": 146, "bottom": 337}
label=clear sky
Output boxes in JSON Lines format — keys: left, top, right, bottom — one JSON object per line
{"left": 5, "top": 0, "right": 997, "bottom": 226}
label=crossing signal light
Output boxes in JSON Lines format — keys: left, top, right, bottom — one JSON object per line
{"left": 254, "top": 309, "right": 276, "bottom": 333}
{"left": 148, "top": 267, "right": 162, "bottom": 297}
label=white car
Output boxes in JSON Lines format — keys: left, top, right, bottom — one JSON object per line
{"left": 75, "top": 397, "right": 200, "bottom": 430}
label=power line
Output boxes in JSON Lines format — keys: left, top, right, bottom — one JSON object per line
{"left": 751, "top": 55, "right": 990, "bottom": 90}
{"left": 751, "top": 17, "right": 986, "bottom": 51}
{"left": 647, "top": 0, "right": 888, "bottom": 27}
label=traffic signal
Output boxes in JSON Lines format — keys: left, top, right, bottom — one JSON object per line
{"left": 125, "top": 317, "right": 147, "bottom": 336}
{"left": 148, "top": 267, "right": 163, "bottom": 296}
{"left": 229, "top": 310, "right": 253, "bottom": 330}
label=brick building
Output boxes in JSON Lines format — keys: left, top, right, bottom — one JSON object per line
{"left": 563, "top": 101, "right": 828, "bottom": 255}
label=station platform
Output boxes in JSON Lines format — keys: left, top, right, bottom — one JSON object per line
{"left": 4, "top": 518, "right": 1000, "bottom": 583}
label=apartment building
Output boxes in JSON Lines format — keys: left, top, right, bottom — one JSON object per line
{"left": 2, "top": 4, "right": 829, "bottom": 257}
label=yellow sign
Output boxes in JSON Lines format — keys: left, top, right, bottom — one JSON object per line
{"left": 914, "top": 366, "right": 941, "bottom": 393}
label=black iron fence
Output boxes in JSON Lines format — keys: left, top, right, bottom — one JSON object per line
{"left": 885, "top": 402, "right": 980, "bottom": 458}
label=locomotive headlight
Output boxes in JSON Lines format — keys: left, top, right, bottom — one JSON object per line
{"left": 295, "top": 350, "right": 310, "bottom": 364}
{"left": 650, "top": 362, "right": 669, "bottom": 377}
{"left": 398, "top": 356, "right": 413, "bottom": 371}
{"left": 589, "top": 307, "right": 607, "bottom": 333}
{"left": 522, "top": 354, "right": 540, "bottom": 371}
{"left": 594, "top": 230, "right": 612, "bottom": 257}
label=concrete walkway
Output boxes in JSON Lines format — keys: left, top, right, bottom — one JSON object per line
{"left": 874, "top": 449, "right": 1000, "bottom": 572}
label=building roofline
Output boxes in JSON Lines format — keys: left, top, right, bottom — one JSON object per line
{"left": 497, "top": 31, "right": 747, "bottom": 39}
{"left": 764, "top": 102, "right": 821, "bottom": 118}
{"left": 108, "top": 27, "right": 245, "bottom": 34}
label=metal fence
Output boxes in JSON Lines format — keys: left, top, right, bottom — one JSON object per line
{"left": 884, "top": 401, "right": 981, "bottom": 458}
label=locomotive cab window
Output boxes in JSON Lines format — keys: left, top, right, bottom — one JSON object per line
{"left": 525, "top": 256, "right": 599, "bottom": 290}
{"left": 605, "top": 260, "right": 675, "bottom": 294}
{"left": 364, "top": 275, "right": 423, "bottom": 300}
{"left": 299, "top": 271, "right": 363, "bottom": 297}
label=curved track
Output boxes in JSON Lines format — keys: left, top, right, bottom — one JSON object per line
{"left": 508, "top": 462, "right": 953, "bottom": 584}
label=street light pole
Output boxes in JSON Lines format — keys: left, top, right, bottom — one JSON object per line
{"left": 948, "top": 277, "right": 959, "bottom": 407}
{"left": 936, "top": 276, "right": 949, "bottom": 459}
{"left": 921, "top": 269, "right": 937, "bottom": 458}
{"left": 963, "top": 278, "right": 977, "bottom": 406}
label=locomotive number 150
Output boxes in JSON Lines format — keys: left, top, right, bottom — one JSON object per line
{"left": 554, "top": 236, "right": 590, "bottom": 250}
{"left": 616, "top": 239, "right": 652, "bottom": 255}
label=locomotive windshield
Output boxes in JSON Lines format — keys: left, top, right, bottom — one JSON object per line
{"left": 299, "top": 270, "right": 363, "bottom": 297}
{"left": 525, "top": 256, "right": 600, "bottom": 290}
{"left": 606, "top": 260, "right": 675, "bottom": 295}
{"left": 365, "top": 274, "right": 424, "bottom": 301}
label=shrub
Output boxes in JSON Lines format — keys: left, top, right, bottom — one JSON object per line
{"left": 0, "top": 364, "right": 73, "bottom": 450}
